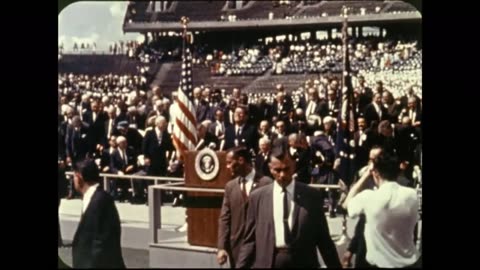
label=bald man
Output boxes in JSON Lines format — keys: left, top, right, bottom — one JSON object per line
{"left": 109, "top": 136, "right": 137, "bottom": 201}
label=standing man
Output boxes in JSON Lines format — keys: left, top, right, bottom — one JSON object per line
{"left": 236, "top": 144, "right": 341, "bottom": 268}
{"left": 217, "top": 148, "right": 272, "bottom": 267}
{"left": 71, "top": 159, "right": 125, "bottom": 268}
{"left": 343, "top": 152, "right": 421, "bottom": 268}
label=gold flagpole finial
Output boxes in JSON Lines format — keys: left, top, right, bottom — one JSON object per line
{"left": 342, "top": 6, "right": 349, "bottom": 18}
{"left": 180, "top": 16, "right": 190, "bottom": 29}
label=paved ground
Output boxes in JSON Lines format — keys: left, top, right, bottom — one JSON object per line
{"left": 59, "top": 198, "right": 421, "bottom": 268}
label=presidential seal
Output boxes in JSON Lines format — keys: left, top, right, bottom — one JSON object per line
{"left": 195, "top": 147, "right": 220, "bottom": 181}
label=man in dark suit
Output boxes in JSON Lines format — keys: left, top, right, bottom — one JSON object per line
{"left": 193, "top": 87, "right": 210, "bottom": 123}
{"left": 196, "top": 121, "right": 220, "bottom": 150}
{"left": 364, "top": 92, "right": 388, "bottom": 127}
{"left": 207, "top": 89, "right": 228, "bottom": 121}
{"left": 65, "top": 116, "right": 90, "bottom": 199}
{"left": 236, "top": 143, "right": 341, "bottom": 268}
{"left": 82, "top": 100, "right": 108, "bottom": 156}
{"left": 71, "top": 159, "right": 125, "bottom": 268}
{"left": 110, "top": 136, "right": 137, "bottom": 201}
{"left": 58, "top": 158, "right": 68, "bottom": 247}
{"left": 224, "top": 99, "right": 237, "bottom": 126}
{"left": 141, "top": 116, "right": 174, "bottom": 202}
{"left": 357, "top": 75, "right": 373, "bottom": 114}
{"left": 209, "top": 108, "right": 230, "bottom": 150}
{"left": 217, "top": 148, "right": 272, "bottom": 267}
{"left": 271, "top": 91, "right": 292, "bottom": 120}
{"left": 257, "top": 97, "right": 273, "bottom": 123}
{"left": 142, "top": 116, "right": 173, "bottom": 177}
{"left": 239, "top": 93, "right": 260, "bottom": 128}
{"left": 117, "top": 121, "right": 143, "bottom": 157}
{"left": 104, "top": 106, "right": 121, "bottom": 146}
{"left": 325, "top": 88, "right": 339, "bottom": 118}
{"left": 224, "top": 105, "right": 258, "bottom": 153}
{"left": 255, "top": 137, "right": 273, "bottom": 178}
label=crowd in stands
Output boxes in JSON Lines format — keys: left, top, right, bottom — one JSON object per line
{"left": 207, "top": 37, "right": 421, "bottom": 76}
{"left": 58, "top": 68, "right": 422, "bottom": 215}
{"left": 124, "top": 1, "right": 417, "bottom": 24}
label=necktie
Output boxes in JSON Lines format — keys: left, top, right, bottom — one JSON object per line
{"left": 92, "top": 112, "right": 96, "bottom": 123}
{"left": 158, "top": 132, "right": 162, "bottom": 145}
{"left": 241, "top": 177, "right": 247, "bottom": 199}
{"left": 236, "top": 126, "right": 242, "bottom": 138}
{"left": 282, "top": 186, "right": 291, "bottom": 245}
{"left": 123, "top": 150, "right": 127, "bottom": 165}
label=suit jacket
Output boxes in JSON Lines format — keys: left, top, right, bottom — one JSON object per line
{"left": 236, "top": 182, "right": 341, "bottom": 268}
{"left": 217, "top": 173, "right": 273, "bottom": 267}
{"left": 271, "top": 100, "right": 293, "bottom": 119}
{"left": 304, "top": 100, "right": 325, "bottom": 118}
{"left": 384, "top": 102, "right": 402, "bottom": 124}
{"left": 357, "top": 87, "right": 373, "bottom": 113}
{"left": 127, "top": 114, "right": 146, "bottom": 130}
{"left": 224, "top": 124, "right": 258, "bottom": 152}
{"left": 110, "top": 147, "right": 137, "bottom": 174}
{"left": 142, "top": 129, "right": 173, "bottom": 176}
{"left": 225, "top": 109, "right": 236, "bottom": 126}
{"left": 325, "top": 99, "right": 339, "bottom": 117}
{"left": 104, "top": 117, "right": 121, "bottom": 143}
{"left": 196, "top": 132, "right": 220, "bottom": 150}
{"left": 364, "top": 103, "right": 388, "bottom": 127}
{"left": 83, "top": 111, "right": 108, "bottom": 153}
{"left": 257, "top": 102, "right": 273, "bottom": 122}
{"left": 195, "top": 99, "right": 210, "bottom": 123}
{"left": 65, "top": 124, "right": 90, "bottom": 162}
{"left": 255, "top": 151, "right": 273, "bottom": 179}
{"left": 398, "top": 108, "right": 422, "bottom": 124}
{"left": 72, "top": 187, "right": 125, "bottom": 268}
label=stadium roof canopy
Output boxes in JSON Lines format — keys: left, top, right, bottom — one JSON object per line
{"left": 123, "top": 1, "right": 421, "bottom": 33}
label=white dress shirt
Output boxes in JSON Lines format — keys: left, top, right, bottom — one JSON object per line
{"left": 82, "top": 183, "right": 100, "bottom": 214}
{"left": 373, "top": 103, "right": 382, "bottom": 118}
{"left": 273, "top": 180, "right": 295, "bottom": 248}
{"left": 155, "top": 127, "right": 162, "bottom": 144}
{"left": 348, "top": 181, "right": 420, "bottom": 267}
{"left": 243, "top": 169, "right": 255, "bottom": 196}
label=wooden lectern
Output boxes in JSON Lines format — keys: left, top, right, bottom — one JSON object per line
{"left": 184, "top": 150, "right": 229, "bottom": 247}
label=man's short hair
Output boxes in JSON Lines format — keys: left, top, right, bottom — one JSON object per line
{"left": 270, "top": 138, "right": 289, "bottom": 160}
{"left": 229, "top": 147, "right": 252, "bottom": 164}
{"left": 73, "top": 158, "right": 100, "bottom": 183}
{"left": 372, "top": 152, "right": 400, "bottom": 181}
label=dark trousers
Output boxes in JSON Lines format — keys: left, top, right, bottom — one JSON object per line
{"left": 273, "top": 249, "right": 294, "bottom": 268}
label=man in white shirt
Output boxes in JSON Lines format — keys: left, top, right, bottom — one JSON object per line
{"left": 236, "top": 143, "right": 341, "bottom": 268}
{"left": 344, "top": 152, "right": 421, "bottom": 268}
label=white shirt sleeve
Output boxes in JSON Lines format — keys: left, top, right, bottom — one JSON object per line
{"left": 348, "top": 189, "right": 373, "bottom": 218}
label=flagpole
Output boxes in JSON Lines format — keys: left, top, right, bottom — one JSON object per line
{"left": 336, "top": 5, "right": 351, "bottom": 251}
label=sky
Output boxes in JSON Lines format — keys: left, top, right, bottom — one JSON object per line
{"left": 58, "top": 1, "right": 142, "bottom": 51}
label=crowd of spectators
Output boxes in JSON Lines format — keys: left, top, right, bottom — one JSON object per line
{"left": 58, "top": 68, "right": 422, "bottom": 214}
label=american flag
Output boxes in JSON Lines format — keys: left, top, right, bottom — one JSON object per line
{"left": 335, "top": 12, "right": 357, "bottom": 186}
{"left": 172, "top": 40, "right": 197, "bottom": 155}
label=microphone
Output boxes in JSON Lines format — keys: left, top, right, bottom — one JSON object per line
{"left": 208, "top": 142, "right": 217, "bottom": 150}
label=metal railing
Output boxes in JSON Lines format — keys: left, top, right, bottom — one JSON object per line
{"left": 147, "top": 182, "right": 342, "bottom": 244}
{"left": 64, "top": 171, "right": 183, "bottom": 194}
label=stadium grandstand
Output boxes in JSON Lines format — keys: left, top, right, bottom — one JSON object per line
{"left": 58, "top": 1, "right": 422, "bottom": 267}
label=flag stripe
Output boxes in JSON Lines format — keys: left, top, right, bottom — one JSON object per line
{"left": 172, "top": 42, "right": 197, "bottom": 155}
